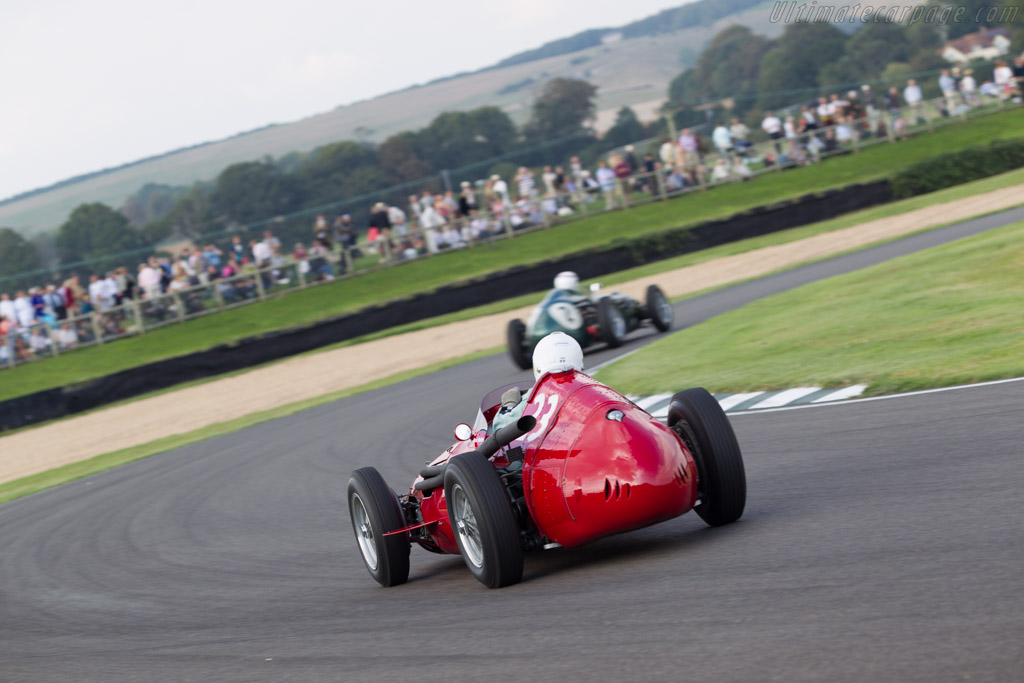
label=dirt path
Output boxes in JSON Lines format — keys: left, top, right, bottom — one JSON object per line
{"left": 3, "top": 185, "right": 1022, "bottom": 484}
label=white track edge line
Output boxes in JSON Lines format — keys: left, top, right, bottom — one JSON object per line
{"left": 729, "top": 376, "right": 1024, "bottom": 416}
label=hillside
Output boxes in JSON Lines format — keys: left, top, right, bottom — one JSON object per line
{"left": 0, "top": 1, "right": 782, "bottom": 236}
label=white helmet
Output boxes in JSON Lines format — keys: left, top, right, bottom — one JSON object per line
{"left": 553, "top": 271, "right": 580, "bottom": 292}
{"left": 532, "top": 332, "right": 584, "bottom": 380}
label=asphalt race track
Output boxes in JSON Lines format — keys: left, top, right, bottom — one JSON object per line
{"left": 2, "top": 208, "right": 1023, "bottom": 681}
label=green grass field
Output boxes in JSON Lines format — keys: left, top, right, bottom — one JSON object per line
{"left": 3, "top": 124, "right": 1024, "bottom": 404}
{"left": 599, "top": 219, "right": 1024, "bottom": 396}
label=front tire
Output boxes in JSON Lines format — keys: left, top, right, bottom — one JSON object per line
{"left": 645, "top": 285, "right": 673, "bottom": 332}
{"left": 667, "top": 388, "right": 746, "bottom": 527}
{"left": 347, "top": 467, "right": 410, "bottom": 587}
{"left": 444, "top": 453, "right": 524, "bottom": 588}
{"left": 507, "top": 319, "right": 532, "bottom": 370}
{"left": 597, "top": 297, "right": 626, "bottom": 348}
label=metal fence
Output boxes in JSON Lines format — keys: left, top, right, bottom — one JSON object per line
{"left": 0, "top": 93, "right": 1017, "bottom": 371}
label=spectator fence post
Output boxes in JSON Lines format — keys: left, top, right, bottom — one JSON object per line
{"left": 886, "top": 112, "right": 896, "bottom": 143}
{"left": 254, "top": 267, "right": 267, "bottom": 300}
{"left": 578, "top": 189, "right": 589, "bottom": 215}
{"left": 850, "top": 130, "right": 860, "bottom": 154}
{"left": 172, "top": 292, "right": 185, "bottom": 321}
{"left": 3, "top": 335, "right": 14, "bottom": 368}
{"left": 657, "top": 169, "right": 668, "bottom": 200}
{"left": 296, "top": 261, "right": 307, "bottom": 288}
{"left": 926, "top": 104, "right": 935, "bottom": 132}
{"left": 212, "top": 279, "right": 225, "bottom": 308}
{"left": 91, "top": 312, "right": 104, "bottom": 344}
{"left": 502, "top": 211, "right": 515, "bottom": 239}
{"left": 129, "top": 298, "right": 144, "bottom": 334}
{"left": 343, "top": 248, "right": 354, "bottom": 276}
{"left": 48, "top": 325, "right": 59, "bottom": 357}
{"left": 541, "top": 204, "right": 552, "bottom": 228}
{"left": 382, "top": 236, "right": 393, "bottom": 263}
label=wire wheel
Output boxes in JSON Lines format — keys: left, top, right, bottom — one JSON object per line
{"left": 451, "top": 484, "right": 484, "bottom": 568}
{"left": 347, "top": 467, "right": 410, "bottom": 587}
{"left": 351, "top": 493, "right": 378, "bottom": 571}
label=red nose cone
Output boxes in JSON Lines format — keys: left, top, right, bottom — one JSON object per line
{"left": 556, "top": 404, "right": 697, "bottom": 547}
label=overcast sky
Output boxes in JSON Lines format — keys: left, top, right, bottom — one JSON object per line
{"left": 0, "top": 0, "right": 688, "bottom": 200}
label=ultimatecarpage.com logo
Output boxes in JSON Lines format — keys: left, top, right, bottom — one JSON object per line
{"left": 768, "top": 2, "right": 1019, "bottom": 25}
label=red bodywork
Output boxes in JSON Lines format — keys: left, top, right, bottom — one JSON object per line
{"left": 405, "top": 371, "right": 698, "bottom": 552}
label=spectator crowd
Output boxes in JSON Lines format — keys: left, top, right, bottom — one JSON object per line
{"left": 4, "top": 56, "right": 1023, "bottom": 368}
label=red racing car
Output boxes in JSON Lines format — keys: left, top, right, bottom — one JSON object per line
{"left": 347, "top": 371, "right": 746, "bottom": 588}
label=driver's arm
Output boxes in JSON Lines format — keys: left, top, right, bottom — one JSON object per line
{"left": 492, "top": 386, "right": 527, "bottom": 432}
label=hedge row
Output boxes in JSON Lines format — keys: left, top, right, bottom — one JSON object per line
{"left": 890, "top": 138, "right": 1024, "bottom": 199}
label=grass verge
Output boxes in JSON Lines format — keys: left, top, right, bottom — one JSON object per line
{"left": 598, "top": 220, "right": 1024, "bottom": 396}
{"left": 2, "top": 112, "right": 1022, "bottom": 400}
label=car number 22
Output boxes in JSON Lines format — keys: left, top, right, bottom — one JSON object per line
{"left": 525, "top": 393, "right": 559, "bottom": 441}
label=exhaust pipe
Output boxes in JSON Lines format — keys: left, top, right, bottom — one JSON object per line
{"left": 477, "top": 414, "right": 536, "bottom": 459}
{"left": 414, "top": 415, "right": 537, "bottom": 492}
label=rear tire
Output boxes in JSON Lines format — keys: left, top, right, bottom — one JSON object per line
{"left": 444, "top": 453, "right": 524, "bottom": 588}
{"left": 667, "top": 388, "right": 746, "bottom": 527}
{"left": 507, "top": 319, "right": 532, "bottom": 370}
{"left": 645, "top": 285, "right": 673, "bottom": 332}
{"left": 347, "top": 467, "right": 410, "bottom": 587}
{"left": 597, "top": 297, "right": 626, "bottom": 348}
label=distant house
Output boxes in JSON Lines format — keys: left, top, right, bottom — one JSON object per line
{"left": 601, "top": 32, "right": 623, "bottom": 45}
{"left": 940, "top": 27, "right": 1012, "bottom": 63}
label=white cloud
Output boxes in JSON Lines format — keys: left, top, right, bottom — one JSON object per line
{"left": 0, "top": 0, "right": 689, "bottom": 199}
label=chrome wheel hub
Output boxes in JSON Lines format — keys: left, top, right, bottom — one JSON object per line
{"left": 352, "top": 494, "right": 378, "bottom": 571}
{"left": 451, "top": 485, "right": 484, "bottom": 569}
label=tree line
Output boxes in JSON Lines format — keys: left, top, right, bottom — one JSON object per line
{"left": 667, "top": 0, "right": 1022, "bottom": 125}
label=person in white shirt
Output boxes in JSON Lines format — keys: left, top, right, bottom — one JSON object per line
{"left": 55, "top": 323, "right": 78, "bottom": 349}
{"left": 541, "top": 166, "right": 558, "bottom": 197}
{"left": 102, "top": 273, "right": 119, "bottom": 305}
{"left": 729, "top": 118, "right": 752, "bottom": 154}
{"left": 959, "top": 69, "right": 977, "bottom": 107}
{"left": 491, "top": 175, "right": 510, "bottom": 206}
{"left": 710, "top": 158, "right": 731, "bottom": 183}
{"left": 388, "top": 205, "right": 407, "bottom": 236}
{"left": 904, "top": 79, "right": 924, "bottom": 124}
{"left": 761, "top": 112, "right": 783, "bottom": 152}
{"left": 732, "top": 157, "right": 753, "bottom": 179}
{"left": 138, "top": 262, "right": 162, "bottom": 300}
{"left": 29, "top": 327, "right": 52, "bottom": 354}
{"left": 835, "top": 116, "right": 853, "bottom": 143}
{"left": 470, "top": 215, "right": 492, "bottom": 239}
{"left": 711, "top": 124, "right": 732, "bottom": 156}
{"left": 13, "top": 291, "right": 33, "bottom": 326}
{"left": 0, "top": 293, "right": 15, "bottom": 325}
{"left": 439, "top": 226, "right": 466, "bottom": 249}
{"left": 88, "top": 275, "right": 110, "bottom": 309}
{"left": 594, "top": 161, "right": 618, "bottom": 210}
{"left": 993, "top": 60, "right": 1014, "bottom": 100}
{"left": 816, "top": 96, "right": 833, "bottom": 126}
{"left": 251, "top": 239, "right": 272, "bottom": 267}
{"left": 784, "top": 116, "right": 797, "bottom": 140}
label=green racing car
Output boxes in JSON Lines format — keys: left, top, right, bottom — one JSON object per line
{"left": 506, "top": 271, "right": 673, "bottom": 370}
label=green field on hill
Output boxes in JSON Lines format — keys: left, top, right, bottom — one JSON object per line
{"left": 1, "top": 111, "right": 1022, "bottom": 403}
{"left": 599, "top": 219, "right": 1024, "bottom": 395}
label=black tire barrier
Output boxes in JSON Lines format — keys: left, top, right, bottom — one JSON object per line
{"left": 0, "top": 180, "right": 892, "bottom": 433}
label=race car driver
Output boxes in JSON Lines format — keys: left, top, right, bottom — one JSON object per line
{"left": 492, "top": 331, "right": 584, "bottom": 431}
{"left": 552, "top": 270, "right": 583, "bottom": 296}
